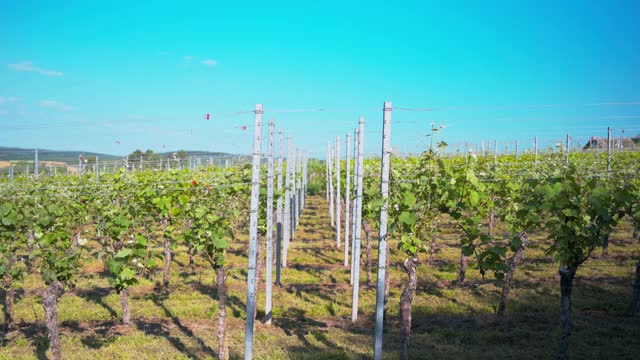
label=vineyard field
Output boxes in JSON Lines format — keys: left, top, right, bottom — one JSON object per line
{"left": 1, "top": 192, "right": 639, "bottom": 359}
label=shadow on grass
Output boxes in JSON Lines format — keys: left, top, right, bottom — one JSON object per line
{"left": 74, "top": 287, "right": 119, "bottom": 320}
{"left": 273, "top": 307, "right": 332, "bottom": 349}
{"left": 146, "top": 293, "right": 218, "bottom": 359}
{"left": 16, "top": 323, "right": 49, "bottom": 360}
{"left": 190, "top": 279, "right": 247, "bottom": 319}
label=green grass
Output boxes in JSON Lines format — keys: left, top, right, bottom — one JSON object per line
{"left": 1, "top": 195, "right": 640, "bottom": 359}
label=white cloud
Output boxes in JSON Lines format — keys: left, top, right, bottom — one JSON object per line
{"left": 40, "top": 99, "right": 73, "bottom": 111}
{"left": 0, "top": 96, "right": 21, "bottom": 105}
{"left": 8, "top": 61, "right": 64, "bottom": 77}
{"left": 201, "top": 59, "right": 217, "bottom": 66}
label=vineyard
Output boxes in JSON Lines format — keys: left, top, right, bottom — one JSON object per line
{"left": 1, "top": 111, "right": 640, "bottom": 359}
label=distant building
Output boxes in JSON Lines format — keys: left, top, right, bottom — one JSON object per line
{"left": 583, "top": 136, "right": 637, "bottom": 150}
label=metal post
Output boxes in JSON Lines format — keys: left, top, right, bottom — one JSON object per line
{"left": 336, "top": 136, "right": 341, "bottom": 248}
{"left": 305, "top": 151, "right": 308, "bottom": 207}
{"left": 515, "top": 139, "right": 518, "bottom": 161}
{"left": 494, "top": 140, "right": 498, "bottom": 159}
{"left": 534, "top": 136, "right": 538, "bottom": 164}
{"left": 244, "top": 104, "right": 263, "bottom": 359}
{"left": 328, "top": 142, "right": 335, "bottom": 227}
{"left": 95, "top": 156, "right": 99, "bottom": 182}
{"left": 265, "top": 119, "right": 275, "bottom": 325}
{"left": 78, "top": 155, "right": 82, "bottom": 179}
{"left": 351, "top": 117, "right": 365, "bottom": 322}
{"left": 374, "top": 102, "right": 392, "bottom": 359}
{"left": 296, "top": 148, "right": 302, "bottom": 224}
{"left": 566, "top": 133, "right": 570, "bottom": 164}
{"left": 291, "top": 145, "right": 297, "bottom": 235}
{"left": 619, "top": 133, "right": 623, "bottom": 151}
{"left": 607, "top": 127, "right": 612, "bottom": 172}
{"left": 351, "top": 128, "right": 359, "bottom": 285}
{"left": 302, "top": 151, "right": 307, "bottom": 209}
{"left": 283, "top": 137, "right": 292, "bottom": 268}
{"left": 276, "top": 130, "right": 284, "bottom": 285}
{"left": 34, "top": 148, "right": 39, "bottom": 180}
{"left": 298, "top": 149, "right": 302, "bottom": 216}
{"left": 325, "top": 146, "right": 330, "bottom": 202}
{"left": 344, "top": 133, "right": 351, "bottom": 267}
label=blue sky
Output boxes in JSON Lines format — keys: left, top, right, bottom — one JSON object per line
{"left": 1, "top": 0, "right": 639, "bottom": 157}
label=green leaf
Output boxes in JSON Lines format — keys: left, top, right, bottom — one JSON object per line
{"left": 403, "top": 192, "right": 416, "bottom": 207}
{"left": 469, "top": 190, "right": 479, "bottom": 206}
{"left": 398, "top": 211, "right": 417, "bottom": 226}
{"left": 120, "top": 267, "right": 135, "bottom": 281}
{"left": 135, "top": 235, "right": 147, "bottom": 246}
{"left": 115, "top": 248, "right": 132, "bottom": 258}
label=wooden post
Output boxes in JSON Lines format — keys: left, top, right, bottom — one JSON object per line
{"left": 244, "top": 104, "right": 263, "bottom": 359}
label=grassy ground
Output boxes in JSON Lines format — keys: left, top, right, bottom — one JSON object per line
{"left": 1, "top": 195, "right": 640, "bottom": 359}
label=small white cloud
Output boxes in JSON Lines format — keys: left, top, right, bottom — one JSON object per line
{"left": 201, "top": 59, "right": 217, "bottom": 66}
{"left": 0, "top": 96, "right": 21, "bottom": 105}
{"left": 40, "top": 99, "right": 73, "bottom": 111}
{"left": 8, "top": 61, "right": 64, "bottom": 77}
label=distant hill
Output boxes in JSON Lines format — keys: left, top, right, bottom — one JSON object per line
{"left": 157, "top": 150, "right": 233, "bottom": 158}
{"left": 0, "top": 147, "right": 238, "bottom": 164}
{"left": 0, "top": 147, "right": 121, "bottom": 164}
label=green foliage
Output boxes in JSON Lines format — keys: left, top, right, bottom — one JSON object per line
{"left": 538, "top": 162, "right": 629, "bottom": 268}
